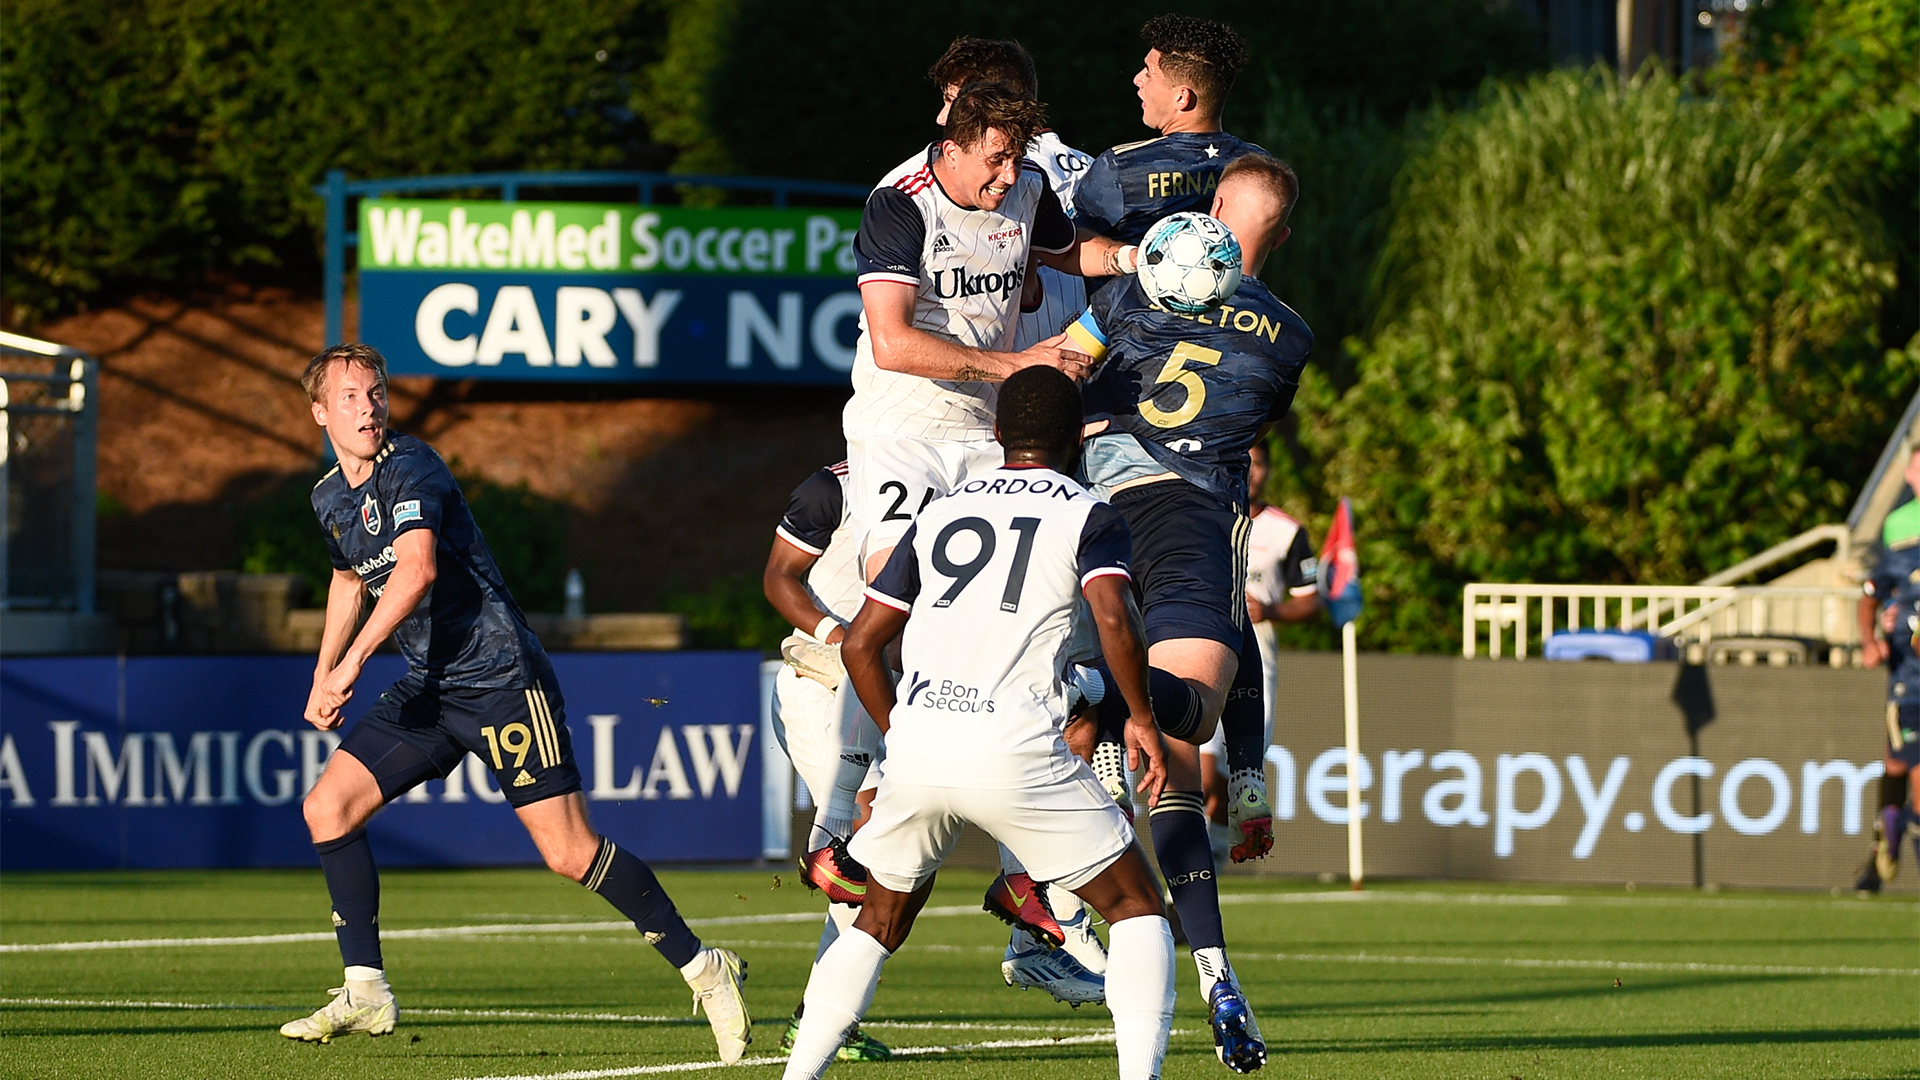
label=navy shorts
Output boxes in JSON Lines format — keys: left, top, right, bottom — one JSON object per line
{"left": 1888, "top": 703, "right": 1920, "bottom": 768}
{"left": 1110, "top": 480, "right": 1248, "bottom": 650}
{"left": 340, "top": 675, "right": 582, "bottom": 807}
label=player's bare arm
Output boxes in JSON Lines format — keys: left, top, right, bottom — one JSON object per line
{"left": 842, "top": 599, "right": 910, "bottom": 734}
{"left": 1861, "top": 593, "right": 1888, "bottom": 667}
{"left": 764, "top": 536, "right": 844, "bottom": 644}
{"left": 1042, "top": 229, "right": 1140, "bottom": 279}
{"left": 861, "top": 279, "right": 1090, "bottom": 382}
{"left": 306, "top": 567, "right": 370, "bottom": 729}
{"left": 313, "top": 528, "right": 437, "bottom": 717}
{"left": 1083, "top": 573, "right": 1166, "bottom": 803}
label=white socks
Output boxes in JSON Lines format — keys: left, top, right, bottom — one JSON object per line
{"left": 1105, "top": 916, "right": 1176, "bottom": 1080}
{"left": 1193, "top": 944, "right": 1235, "bottom": 1003}
{"left": 813, "top": 901, "right": 860, "bottom": 965}
{"left": 784, "top": 928, "right": 891, "bottom": 1080}
{"left": 343, "top": 966, "right": 391, "bottom": 1002}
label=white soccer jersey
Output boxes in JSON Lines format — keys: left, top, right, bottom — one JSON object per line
{"left": 774, "top": 462, "right": 864, "bottom": 627}
{"left": 1245, "top": 506, "right": 1318, "bottom": 609}
{"left": 864, "top": 465, "right": 1131, "bottom": 788}
{"left": 1013, "top": 132, "right": 1094, "bottom": 351}
{"left": 844, "top": 144, "right": 1076, "bottom": 441}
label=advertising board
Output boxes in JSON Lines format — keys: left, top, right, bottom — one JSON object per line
{"left": 356, "top": 200, "right": 864, "bottom": 385}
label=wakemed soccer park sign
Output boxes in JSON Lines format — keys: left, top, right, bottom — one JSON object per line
{"left": 356, "top": 200, "right": 863, "bottom": 384}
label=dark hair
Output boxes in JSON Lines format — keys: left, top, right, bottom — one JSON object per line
{"left": 1141, "top": 13, "right": 1248, "bottom": 114}
{"left": 943, "top": 81, "right": 1047, "bottom": 154}
{"left": 929, "top": 37, "right": 1038, "bottom": 100}
{"left": 302, "top": 342, "right": 389, "bottom": 402}
{"left": 1220, "top": 153, "right": 1300, "bottom": 225}
{"left": 997, "top": 367, "right": 1082, "bottom": 455}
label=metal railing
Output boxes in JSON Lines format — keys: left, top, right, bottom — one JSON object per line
{"left": 0, "top": 331, "right": 98, "bottom": 612}
{"left": 314, "top": 169, "right": 872, "bottom": 348}
{"left": 1463, "top": 582, "right": 1862, "bottom": 661}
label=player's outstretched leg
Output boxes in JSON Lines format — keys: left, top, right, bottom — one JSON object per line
{"left": 283, "top": 752, "right": 396, "bottom": 1042}
{"left": 1856, "top": 770, "right": 1908, "bottom": 892}
{"left": 781, "top": 902, "right": 891, "bottom": 1061}
{"left": 1058, "top": 845, "right": 1177, "bottom": 1080}
{"left": 784, "top": 878, "right": 933, "bottom": 1080}
{"left": 987, "top": 844, "right": 1108, "bottom": 1005}
{"left": 1221, "top": 620, "right": 1274, "bottom": 863}
{"left": 1151, "top": 783, "right": 1265, "bottom": 1073}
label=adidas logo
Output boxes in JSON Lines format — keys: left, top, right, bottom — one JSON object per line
{"left": 930, "top": 232, "right": 954, "bottom": 256}
{"left": 331, "top": 910, "right": 346, "bottom": 927}
{"left": 512, "top": 769, "right": 536, "bottom": 787}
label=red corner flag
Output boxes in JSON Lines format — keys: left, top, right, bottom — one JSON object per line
{"left": 1318, "top": 498, "right": 1362, "bottom": 628}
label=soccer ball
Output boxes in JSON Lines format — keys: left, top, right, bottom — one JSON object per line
{"left": 1137, "top": 212, "right": 1242, "bottom": 315}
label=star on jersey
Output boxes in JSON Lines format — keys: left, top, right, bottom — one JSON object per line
{"left": 1204, "top": 145, "right": 1220, "bottom": 158}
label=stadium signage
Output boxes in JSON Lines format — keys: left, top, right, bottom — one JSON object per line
{"left": 0, "top": 653, "right": 769, "bottom": 869}
{"left": 356, "top": 200, "right": 864, "bottom": 385}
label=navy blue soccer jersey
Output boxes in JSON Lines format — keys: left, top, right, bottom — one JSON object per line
{"left": 1072, "top": 131, "right": 1268, "bottom": 245}
{"left": 1072, "top": 275, "right": 1311, "bottom": 508}
{"left": 311, "top": 434, "right": 552, "bottom": 690}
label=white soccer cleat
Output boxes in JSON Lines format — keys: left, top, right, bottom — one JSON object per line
{"left": 1055, "top": 906, "right": 1109, "bottom": 978}
{"left": 1227, "top": 768, "right": 1275, "bottom": 863}
{"left": 685, "top": 947, "right": 752, "bottom": 1064}
{"left": 1002, "top": 937, "right": 1106, "bottom": 1006}
{"left": 781, "top": 632, "right": 846, "bottom": 689}
{"left": 278, "top": 986, "right": 396, "bottom": 1042}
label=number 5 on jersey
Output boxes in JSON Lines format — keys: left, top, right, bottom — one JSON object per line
{"left": 1139, "top": 341, "right": 1223, "bottom": 429}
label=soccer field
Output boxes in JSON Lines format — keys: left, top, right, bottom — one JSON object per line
{"left": 2, "top": 868, "right": 1914, "bottom": 1080}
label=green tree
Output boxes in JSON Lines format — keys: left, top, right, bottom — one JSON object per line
{"left": 1301, "top": 67, "right": 1913, "bottom": 653}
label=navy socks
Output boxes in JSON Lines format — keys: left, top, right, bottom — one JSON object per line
{"left": 1148, "top": 794, "right": 1225, "bottom": 952}
{"left": 581, "top": 838, "right": 703, "bottom": 968}
{"left": 315, "top": 827, "right": 383, "bottom": 970}
{"left": 1092, "top": 665, "right": 1205, "bottom": 740}
{"left": 1221, "top": 620, "right": 1268, "bottom": 773}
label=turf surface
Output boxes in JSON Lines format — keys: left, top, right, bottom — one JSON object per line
{"left": 2, "top": 867, "right": 1915, "bottom": 1079}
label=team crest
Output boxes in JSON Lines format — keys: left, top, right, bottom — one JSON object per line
{"left": 361, "top": 494, "right": 382, "bottom": 535}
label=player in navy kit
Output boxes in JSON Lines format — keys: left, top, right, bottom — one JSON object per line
{"left": 1073, "top": 15, "right": 1266, "bottom": 251}
{"left": 279, "top": 344, "right": 751, "bottom": 1061}
{"left": 1067, "top": 152, "right": 1308, "bottom": 1073}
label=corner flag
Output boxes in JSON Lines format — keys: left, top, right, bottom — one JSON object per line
{"left": 1318, "top": 498, "right": 1362, "bottom": 628}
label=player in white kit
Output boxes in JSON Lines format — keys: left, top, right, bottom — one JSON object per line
{"left": 760, "top": 461, "right": 891, "bottom": 1061}
{"left": 782, "top": 367, "right": 1177, "bottom": 1080}
{"left": 845, "top": 80, "right": 1142, "bottom": 588}
{"left": 926, "top": 35, "right": 1112, "bottom": 1005}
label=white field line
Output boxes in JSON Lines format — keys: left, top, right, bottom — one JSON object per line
{"left": 0, "top": 904, "right": 983, "bottom": 954}
{"left": 1218, "top": 889, "right": 1920, "bottom": 913}
{"left": 1239, "top": 950, "right": 1920, "bottom": 979}
{"left": 439, "top": 1034, "right": 1130, "bottom": 1080}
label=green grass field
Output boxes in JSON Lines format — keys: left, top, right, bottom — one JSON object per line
{"left": 2, "top": 868, "right": 1915, "bottom": 1079}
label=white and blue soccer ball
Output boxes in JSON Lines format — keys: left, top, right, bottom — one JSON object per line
{"left": 1137, "top": 212, "right": 1242, "bottom": 315}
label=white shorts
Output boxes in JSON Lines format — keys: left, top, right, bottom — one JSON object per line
{"left": 850, "top": 759, "right": 1134, "bottom": 894}
{"left": 770, "top": 666, "right": 878, "bottom": 805}
{"left": 845, "top": 433, "right": 1003, "bottom": 562}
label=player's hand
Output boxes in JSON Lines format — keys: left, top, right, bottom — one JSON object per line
{"left": 314, "top": 657, "right": 362, "bottom": 720}
{"left": 1863, "top": 637, "right": 1889, "bottom": 668}
{"left": 1015, "top": 336, "right": 1091, "bottom": 381}
{"left": 1123, "top": 715, "right": 1167, "bottom": 807}
{"left": 304, "top": 676, "right": 345, "bottom": 730}
{"left": 824, "top": 624, "right": 847, "bottom": 645}
{"left": 1246, "top": 594, "right": 1267, "bottom": 626}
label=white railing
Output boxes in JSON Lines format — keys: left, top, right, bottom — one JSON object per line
{"left": 1462, "top": 583, "right": 1862, "bottom": 661}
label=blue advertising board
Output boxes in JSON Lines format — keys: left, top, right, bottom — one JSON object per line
{"left": 0, "top": 652, "right": 767, "bottom": 870}
{"left": 356, "top": 200, "right": 864, "bottom": 385}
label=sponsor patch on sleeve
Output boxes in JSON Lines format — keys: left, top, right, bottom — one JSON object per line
{"left": 393, "top": 499, "right": 422, "bottom": 526}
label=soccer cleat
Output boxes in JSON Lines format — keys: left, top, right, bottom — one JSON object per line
{"left": 278, "top": 986, "right": 396, "bottom": 1042}
{"left": 1208, "top": 981, "right": 1267, "bottom": 1073}
{"left": 1227, "top": 768, "right": 1275, "bottom": 863}
{"left": 685, "top": 948, "right": 752, "bottom": 1065}
{"left": 781, "top": 1005, "right": 892, "bottom": 1061}
{"left": 1055, "top": 904, "right": 1109, "bottom": 977}
{"left": 1090, "top": 739, "right": 1135, "bottom": 823}
{"left": 983, "top": 872, "right": 1064, "bottom": 948}
{"left": 781, "top": 632, "right": 846, "bottom": 689}
{"left": 1003, "top": 936, "right": 1106, "bottom": 1006}
{"left": 1853, "top": 856, "right": 1884, "bottom": 894}
{"left": 800, "top": 836, "right": 868, "bottom": 905}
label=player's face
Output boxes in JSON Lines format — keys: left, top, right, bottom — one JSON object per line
{"left": 943, "top": 128, "right": 1023, "bottom": 211}
{"left": 311, "top": 360, "right": 389, "bottom": 463}
{"left": 936, "top": 83, "right": 959, "bottom": 126}
{"left": 1248, "top": 447, "right": 1270, "bottom": 499}
{"left": 1135, "top": 49, "right": 1184, "bottom": 130}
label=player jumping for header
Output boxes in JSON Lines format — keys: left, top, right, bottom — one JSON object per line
{"left": 785, "top": 366, "right": 1177, "bottom": 1080}
{"left": 279, "top": 344, "right": 751, "bottom": 1062}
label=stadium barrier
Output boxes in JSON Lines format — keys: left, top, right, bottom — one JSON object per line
{"left": 0, "top": 652, "right": 769, "bottom": 870}
{"left": 1248, "top": 653, "right": 1909, "bottom": 891}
